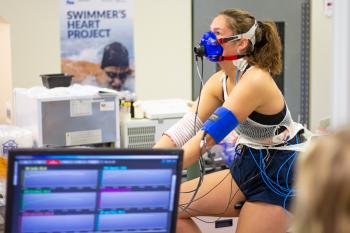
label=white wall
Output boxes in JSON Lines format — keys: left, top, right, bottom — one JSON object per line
{"left": 0, "top": 17, "right": 12, "bottom": 123}
{"left": 331, "top": 0, "right": 350, "bottom": 129}
{"left": 0, "top": 0, "right": 61, "bottom": 88}
{"left": 309, "top": 0, "right": 333, "bottom": 131}
{"left": 0, "top": 0, "right": 192, "bottom": 100}
{"left": 134, "top": 0, "right": 192, "bottom": 100}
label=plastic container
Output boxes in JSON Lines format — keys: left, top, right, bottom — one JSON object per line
{"left": 40, "top": 73, "right": 73, "bottom": 89}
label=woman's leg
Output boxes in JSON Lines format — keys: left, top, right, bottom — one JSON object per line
{"left": 235, "top": 201, "right": 290, "bottom": 233}
{"left": 176, "top": 169, "right": 246, "bottom": 233}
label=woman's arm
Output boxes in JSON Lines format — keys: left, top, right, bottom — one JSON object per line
{"left": 154, "top": 134, "right": 177, "bottom": 148}
{"left": 175, "top": 72, "right": 225, "bottom": 168}
{"left": 154, "top": 71, "right": 224, "bottom": 150}
{"left": 181, "top": 131, "right": 205, "bottom": 169}
{"left": 208, "top": 69, "right": 270, "bottom": 145}
{"left": 182, "top": 68, "right": 271, "bottom": 168}
{"left": 156, "top": 68, "right": 270, "bottom": 169}
{"left": 222, "top": 68, "right": 267, "bottom": 122}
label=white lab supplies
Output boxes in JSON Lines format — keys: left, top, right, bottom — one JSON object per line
{"left": 13, "top": 85, "right": 120, "bottom": 147}
{"left": 0, "top": 125, "right": 33, "bottom": 157}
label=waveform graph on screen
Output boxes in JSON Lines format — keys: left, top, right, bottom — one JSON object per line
{"left": 97, "top": 212, "right": 169, "bottom": 232}
{"left": 101, "top": 168, "right": 173, "bottom": 189}
{"left": 99, "top": 190, "right": 170, "bottom": 210}
{"left": 23, "top": 169, "right": 98, "bottom": 189}
{"left": 21, "top": 214, "right": 95, "bottom": 233}
{"left": 20, "top": 169, "right": 99, "bottom": 232}
{"left": 94, "top": 167, "right": 175, "bottom": 232}
{"left": 22, "top": 192, "right": 97, "bottom": 212}
{"left": 7, "top": 151, "right": 182, "bottom": 233}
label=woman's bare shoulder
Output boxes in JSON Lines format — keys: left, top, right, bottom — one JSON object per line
{"left": 207, "top": 69, "right": 226, "bottom": 83}
{"left": 240, "top": 66, "right": 273, "bottom": 89}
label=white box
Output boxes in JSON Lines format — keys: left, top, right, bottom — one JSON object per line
{"left": 120, "top": 117, "right": 181, "bottom": 148}
{"left": 13, "top": 88, "right": 120, "bottom": 147}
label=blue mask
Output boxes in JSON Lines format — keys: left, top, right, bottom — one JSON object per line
{"left": 199, "top": 31, "right": 223, "bottom": 62}
{"left": 194, "top": 22, "right": 258, "bottom": 62}
{"left": 194, "top": 31, "right": 243, "bottom": 62}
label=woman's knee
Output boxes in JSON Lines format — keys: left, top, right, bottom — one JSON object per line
{"left": 236, "top": 202, "right": 290, "bottom": 233}
{"left": 177, "top": 207, "right": 192, "bottom": 219}
{"left": 176, "top": 218, "right": 201, "bottom": 233}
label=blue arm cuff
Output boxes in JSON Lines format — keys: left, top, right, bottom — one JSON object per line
{"left": 202, "top": 107, "right": 239, "bottom": 143}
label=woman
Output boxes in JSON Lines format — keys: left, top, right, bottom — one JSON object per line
{"left": 155, "top": 8, "right": 304, "bottom": 233}
{"left": 293, "top": 128, "right": 350, "bottom": 233}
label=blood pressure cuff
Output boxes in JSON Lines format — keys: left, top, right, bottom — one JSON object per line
{"left": 202, "top": 107, "right": 239, "bottom": 143}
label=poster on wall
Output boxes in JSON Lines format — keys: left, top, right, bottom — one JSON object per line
{"left": 60, "top": 0, "right": 134, "bottom": 92}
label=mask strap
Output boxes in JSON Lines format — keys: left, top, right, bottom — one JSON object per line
{"left": 217, "top": 54, "right": 246, "bottom": 61}
{"left": 241, "top": 20, "right": 258, "bottom": 46}
{"left": 217, "top": 35, "right": 241, "bottom": 44}
{"left": 217, "top": 20, "right": 258, "bottom": 46}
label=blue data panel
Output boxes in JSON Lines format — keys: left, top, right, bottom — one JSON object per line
{"left": 100, "top": 191, "right": 170, "bottom": 209}
{"left": 23, "top": 170, "right": 98, "bottom": 188}
{"left": 102, "top": 169, "right": 172, "bottom": 187}
{"left": 7, "top": 150, "right": 182, "bottom": 233}
{"left": 21, "top": 215, "right": 94, "bottom": 233}
{"left": 98, "top": 212, "right": 168, "bottom": 231}
{"left": 22, "top": 192, "right": 96, "bottom": 211}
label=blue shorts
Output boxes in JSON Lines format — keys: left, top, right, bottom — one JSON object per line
{"left": 230, "top": 144, "right": 298, "bottom": 210}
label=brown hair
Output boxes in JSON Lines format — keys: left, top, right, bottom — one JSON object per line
{"left": 219, "top": 8, "right": 282, "bottom": 76}
{"left": 293, "top": 128, "right": 350, "bottom": 233}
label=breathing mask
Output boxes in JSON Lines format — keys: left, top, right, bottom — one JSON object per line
{"left": 194, "top": 21, "right": 258, "bottom": 63}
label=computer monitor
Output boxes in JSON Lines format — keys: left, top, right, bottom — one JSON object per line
{"left": 5, "top": 148, "right": 183, "bottom": 233}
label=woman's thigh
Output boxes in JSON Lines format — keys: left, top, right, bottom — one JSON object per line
{"left": 236, "top": 201, "right": 290, "bottom": 233}
{"left": 178, "top": 169, "right": 246, "bottom": 218}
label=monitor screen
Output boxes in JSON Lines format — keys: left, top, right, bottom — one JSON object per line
{"left": 5, "top": 149, "right": 182, "bottom": 233}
